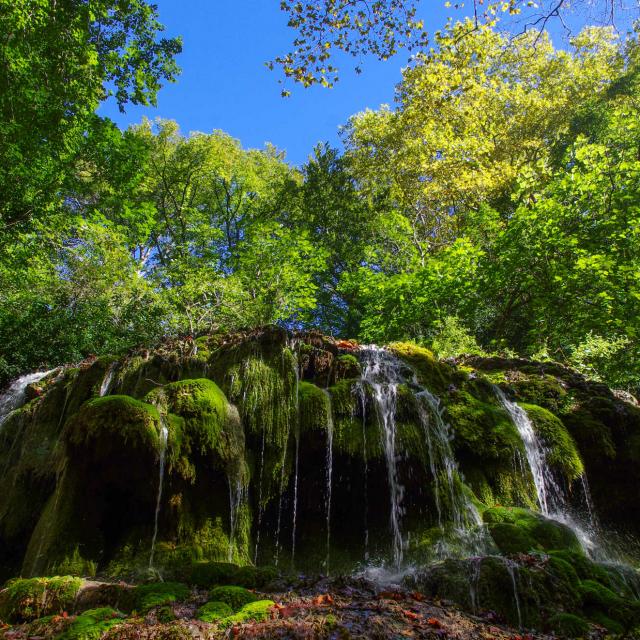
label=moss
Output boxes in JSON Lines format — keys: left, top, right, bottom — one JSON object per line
{"left": 207, "top": 586, "right": 259, "bottom": 611}
{"left": 521, "top": 404, "right": 584, "bottom": 482}
{"left": 63, "top": 395, "right": 162, "bottom": 453}
{"left": 58, "top": 607, "right": 125, "bottom": 640}
{"left": 334, "top": 355, "right": 361, "bottom": 380}
{"left": 483, "top": 507, "right": 583, "bottom": 554}
{"left": 389, "top": 342, "right": 451, "bottom": 393}
{"left": 579, "top": 579, "right": 640, "bottom": 628}
{"left": 298, "top": 381, "right": 331, "bottom": 434}
{"left": 509, "top": 374, "right": 568, "bottom": 413}
{"left": 0, "top": 576, "right": 82, "bottom": 622}
{"left": 220, "top": 600, "right": 275, "bottom": 627}
{"left": 134, "top": 583, "right": 189, "bottom": 612}
{"left": 50, "top": 548, "right": 97, "bottom": 578}
{"left": 548, "top": 612, "right": 590, "bottom": 637}
{"left": 196, "top": 601, "right": 233, "bottom": 622}
{"left": 146, "top": 379, "right": 230, "bottom": 459}
{"left": 448, "top": 392, "right": 523, "bottom": 461}
{"left": 157, "top": 606, "right": 177, "bottom": 623}
{"left": 219, "top": 599, "right": 275, "bottom": 627}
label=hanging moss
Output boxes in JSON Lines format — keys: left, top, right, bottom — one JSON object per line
{"left": 445, "top": 391, "right": 524, "bottom": 473}
{"left": 522, "top": 403, "right": 584, "bottom": 482}
{"left": 63, "top": 395, "right": 162, "bottom": 454}
{"left": 298, "top": 382, "right": 331, "bottom": 434}
{"left": 146, "top": 379, "right": 241, "bottom": 465}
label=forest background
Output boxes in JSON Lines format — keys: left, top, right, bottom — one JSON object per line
{"left": 1, "top": 0, "right": 639, "bottom": 392}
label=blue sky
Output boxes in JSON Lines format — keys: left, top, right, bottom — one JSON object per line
{"left": 98, "top": 0, "right": 460, "bottom": 167}
{"left": 98, "top": 2, "right": 632, "bottom": 167}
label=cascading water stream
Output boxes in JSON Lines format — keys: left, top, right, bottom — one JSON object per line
{"left": 149, "top": 419, "right": 169, "bottom": 570}
{"left": 354, "top": 382, "right": 370, "bottom": 559}
{"left": 360, "top": 348, "right": 405, "bottom": 568}
{"left": 99, "top": 363, "right": 117, "bottom": 397}
{"left": 358, "top": 347, "right": 490, "bottom": 568}
{"left": 228, "top": 477, "right": 245, "bottom": 562}
{"left": 0, "top": 370, "right": 56, "bottom": 428}
{"left": 495, "top": 387, "right": 600, "bottom": 555}
{"left": 291, "top": 347, "right": 301, "bottom": 567}
{"left": 322, "top": 389, "right": 334, "bottom": 574}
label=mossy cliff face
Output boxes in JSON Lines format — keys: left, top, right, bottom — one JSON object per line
{"left": 465, "top": 355, "right": 640, "bottom": 535}
{"left": 0, "top": 329, "right": 639, "bottom": 630}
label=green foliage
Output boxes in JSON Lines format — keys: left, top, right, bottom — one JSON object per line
{"left": 569, "top": 333, "right": 632, "bottom": 385}
{"left": 429, "top": 317, "right": 486, "bottom": 359}
{"left": 0, "top": 576, "right": 82, "bottom": 623}
{"left": 0, "top": 1, "right": 180, "bottom": 229}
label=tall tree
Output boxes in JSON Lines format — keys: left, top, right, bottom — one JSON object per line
{"left": 0, "top": 0, "right": 181, "bottom": 230}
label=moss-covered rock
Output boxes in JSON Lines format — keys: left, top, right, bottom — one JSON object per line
{"left": 134, "top": 583, "right": 190, "bottom": 612}
{"left": 521, "top": 404, "right": 584, "bottom": 482}
{"left": 58, "top": 607, "right": 125, "bottom": 640}
{"left": 548, "top": 612, "right": 590, "bottom": 637}
{"left": 0, "top": 576, "right": 82, "bottom": 622}
{"left": 483, "top": 507, "right": 583, "bottom": 554}
{"left": 196, "top": 600, "right": 233, "bottom": 622}
{"left": 207, "top": 586, "right": 259, "bottom": 611}
{"left": 219, "top": 599, "right": 275, "bottom": 627}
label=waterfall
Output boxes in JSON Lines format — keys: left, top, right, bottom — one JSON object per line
{"left": 228, "top": 476, "right": 245, "bottom": 562}
{"left": 415, "top": 388, "right": 487, "bottom": 557}
{"left": 149, "top": 420, "right": 169, "bottom": 569}
{"left": 360, "top": 348, "right": 405, "bottom": 568}
{"left": 354, "top": 382, "right": 369, "bottom": 559}
{"left": 291, "top": 429, "right": 300, "bottom": 567}
{"left": 494, "top": 388, "right": 562, "bottom": 514}
{"left": 253, "top": 423, "right": 266, "bottom": 565}
{"left": 495, "top": 387, "right": 600, "bottom": 555}
{"left": 504, "top": 558, "right": 522, "bottom": 629}
{"left": 290, "top": 348, "right": 300, "bottom": 568}
{"left": 322, "top": 389, "right": 334, "bottom": 574}
{"left": 0, "top": 370, "right": 56, "bottom": 428}
{"left": 99, "top": 362, "right": 117, "bottom": 397}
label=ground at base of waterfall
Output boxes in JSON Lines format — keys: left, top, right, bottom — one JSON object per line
{"left": 0, "top": 577, "right": 613, "bottom": 640}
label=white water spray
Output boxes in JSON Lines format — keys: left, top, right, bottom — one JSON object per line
{"left": 149, "top": 420, "right": 169, "bottom": 569}
{"left": 0, "top": 370, "right": 56, "bottom": 428}
{"left": 360, "top": 347, "right": 405, "bottom": 568}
